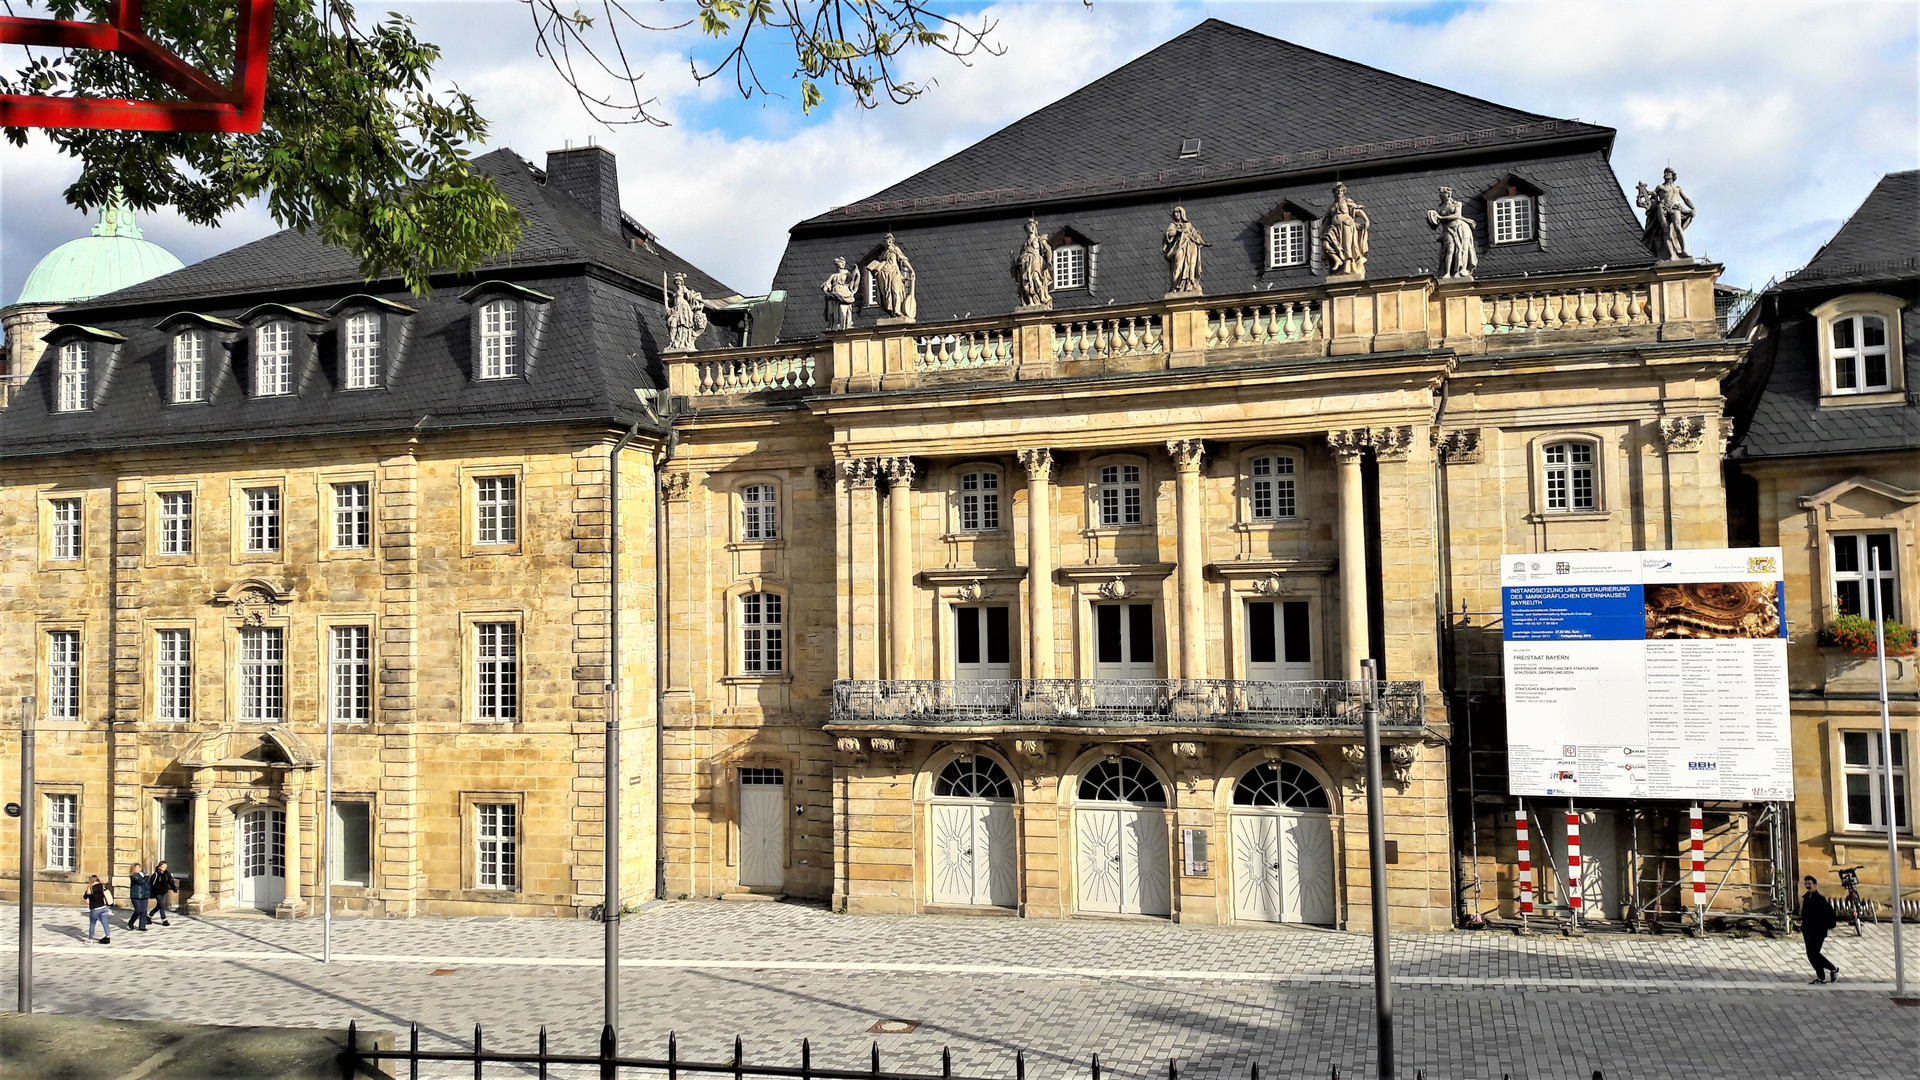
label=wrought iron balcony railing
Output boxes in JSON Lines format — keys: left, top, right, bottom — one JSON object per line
{"left": 829, "top": 678, "right": 1426, "bottom": 730}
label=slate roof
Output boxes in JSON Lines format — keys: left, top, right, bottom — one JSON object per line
{"left": 1776, "top": 170, "right": 1920, "bottom": 292}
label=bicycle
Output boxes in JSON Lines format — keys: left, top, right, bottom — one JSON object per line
{"left": 1836, "top": 866, "right": 1877, "bottom": 935}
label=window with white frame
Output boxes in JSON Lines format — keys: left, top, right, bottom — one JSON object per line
{"left": 863, "top": 268, "right": 878, "bottom": 307}
{"left": 50, "top": 497, "right": 82, "bottom": 561}
{"left": 330, "top": 625, "right": 372, "bottom": 723}
{"left": 344, "top": 312, "right": 382, "bottom": 390}
{"left": 333, "top": 482, "right": 371, "bottom": 549}
{"left": 474, "top": 622, "right": 518, "bottom": 721}
{"left": 157, "top": 491, "right": 193, "bottom": 555}
{"left": 1541, "top": 441, "right": 1597, "bottom": 512}
{"left": 1492, "top": 194, "right": 1535, "bottom": 244}
{"left": 1842, "top": 730, "right": 1909, "bottom": 832}
{"left": 46, "top": 793, "right": 77, "bottom": 872}
{"left": 1830, "top": 314, "right": 1891, "bottom": 394}
{"left": 1267, "top": 219, "right": 1308, "bottom": 268}
{"left": 1832, "top": 533, "right": 1898, "bottom": 620}
{"left": 47, "top": 630, "right": 80, "bottom": 721}
{"left": 474, "top": 476, "right": 518, "bottom": 545}
{"left": 238, "top": 627, "right": 284, "bottom": 721}
{"left": 959, "top": 470, "right": 1001, "bottom": 532}
{"left": 254, "top": 322, "right": 293, "bottom": 396}
{"left": 156, "top": 629, "right": 192, "bottom": 722}
{"left": 243, "top": 487, "right": 281, "bottom": 553}
{"left": 55, "top": 341, "right": 89, "bottom": 412}
{"left": 1052, "top": 244, "right": 1088, "bottom": 290}
{"left": 1097, "top": 464, "right": 1144, "bottom": 527}
{"left": 478, "top": 300, "right": 518, "bottom": 379}
{"left": 740, "top": 592, "right": 784, "bottom": 673}
{"left": 1247, "top": 455, "right": 1297, "bottom": 520}
{"left": 171, "top": 331, "right": 206, "bottom": 403}
{"left": 475, "top": 802, "right": 518, "bottom": 889}
{"left": 740, "top": 484, "right": 779, "bottom": 541}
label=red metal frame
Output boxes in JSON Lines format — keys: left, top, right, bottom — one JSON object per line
{"left": 0, "top": 0, "right": 272, "bottom": 131}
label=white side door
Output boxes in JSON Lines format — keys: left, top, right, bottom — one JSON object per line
{"left": 1246, "top": 599, "right": 1314, "bottom": 681}
{"left": 930, "top": 802, "right": 978, "bottom": 905}
{"left": 978, "top": 801, "right": 1018, "bottom": 908}
{"left": 1125, "top": 807, "right": 1172, "bottom": 917}
{"left": 1077, "top": 805, "right": 1170, "bottom": 916}
{"left": 237, "top": 809, "right": 286, "bottom": 910}
{"left": 1232, "top": 813, "right": 1282, "bottom": 923}
{"left": 738, "top": 775, "right": 786, "bottom": 890}
{"left": 931, "top": 800, "right": 1018, "bottom": 908}
{"left": 1076, "top": 807, "right": 1124, "bottom": 913}
{"left": 1277, "top": 812, "right": 1336, "bottom": 925}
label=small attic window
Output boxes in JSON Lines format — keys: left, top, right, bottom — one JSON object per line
{"left": 1179, "top": 139, "right": 1202, "bottom": 159}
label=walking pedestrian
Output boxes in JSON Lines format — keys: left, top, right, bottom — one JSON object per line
{"left": 1800, "top": 874, "right": 1841, "bottom": 984}
{"left": 83, "top": 875, "right": 113, "bottom": 943}
{"left": 150, "top": 861, "right": 177, "bottom": 926}
{"left": 128, "top": 862, "right": 152, "bottom": 932}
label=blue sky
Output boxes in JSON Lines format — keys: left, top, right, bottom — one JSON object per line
{"left": 4, "top": 1, "right": 1917, "bottom": 301}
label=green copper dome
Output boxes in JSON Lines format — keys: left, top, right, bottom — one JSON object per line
{"left": 15, "top": 201, "right": 183, "bottom": 306}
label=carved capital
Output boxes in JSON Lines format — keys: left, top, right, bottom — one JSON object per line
{"left": 1014, "top": 739, "right": 1048, "bottom": 759}
{"left": 838, "top": 458, "right": 881, "bottom": 490}
{"left": 1368, "top": 426, "right": 1414, "bottom": 462}
{"left": 879, "top": 456, "right": 916, "bottom": 488}
{"left": 1166, "top": 438, "right": 1206, "bottom": 472}
{"left": 1017, "top": 447, "right": 1053, "bottom": 482}
{"left": 1327, "top": 428, "right": 1370, "bottom": 462}
{"left": 1390, "top": 744, "right": 1418, "bottom": 789}
{"left": 1659, "top": 416, "right": 1708, "bottom": 453}
{"left": 660, "top": 471, "right": 691, "bottom": 502}
{"left": 1434, "top": 428, "right": 1483, "bottom": 465}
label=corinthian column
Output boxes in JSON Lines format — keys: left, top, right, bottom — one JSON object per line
{"left": 1017, "top": 449, "right": 1054, "bottom": 679}
{"left": 1167, "top": 439, "right": 1207, "bottom": 680}
{"left": 881, "top": 457, "right": 917, "bottom": 680}
{"left": 838, "top": 458, "right": 882, "bottom": 680}
{"left": 1328, "top": 429, "right": 1370, "bottom": 680}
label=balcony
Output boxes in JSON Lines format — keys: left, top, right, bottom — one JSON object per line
{"left": 829, "top": 678, "right": 1426, "bottom": 735}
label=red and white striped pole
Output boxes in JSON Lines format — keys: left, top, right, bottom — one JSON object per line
{"left": 1690, "top": 804, "right": 1707, "bottom": 923}
{"left": 1516, "top": 805, "right": 1534, "bottom": 919}
{"left": 1566, "top": 804, "right": 1582, "bottom": 924}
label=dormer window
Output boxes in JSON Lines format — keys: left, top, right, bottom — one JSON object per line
{"left": 1053, "top": 243, "right": 1088, "bottom": 291}
{"left": 344, "top": 312, "right": 383, "bottom": 390}
{"left": 479, "top": 299, "right": 519, "bottom": 379}
{"left": 1267, "top": 219, "right": 1308, "bottom": 269}
{"left": 1812, "top": 294, "right": 1906, "bottom": 404}
{"left": 254, "top": 322, "right": 293, "bottom": 396}
{"left": 460, "top": 281, "right": 550, "bottom": 383}
{"left": 1492, "top": 194, "right": 1535, "bottom": 244}
{"left": 55, "top": 341, "right": 90, "bottom": 412}
{"left": 1831, "top": 314, "right": 1890, "bottom": 393}
{"left": 171, "top": 331, "right": 206, "bottom": 403}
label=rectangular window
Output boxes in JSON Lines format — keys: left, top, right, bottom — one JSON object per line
{"left": 157, "top": 491, "right": 194, "bottom": 555}
{"left": 156, "top": 629, "right": 192, "bottom": 722}
{"left": 171, "top": 331, "right": 206, "bottom": 403}
{"left": 238, "top": 627, "right": 284, "bottom": 721}
{"left": 344, "top": 312, "right": 382, "bottom": 389}
{"left": 1832, "top": 533, "right": 1898, "bottom": 619}
{"left": 475, "top": 476, "right": 518, "bottom": 545}
{"left": 243, "top": 487, "right": 281, "bottom": 553}
{"left": 959, "top": 471, "right": 1000, "bottom": 532}
{"left": 1052, "top": 244, "right": 1087, "bottom": 290}
{"left": 47, "top": 630, "right": 80, "bottom": 721}
{"left": 1492, "top": 195, "right": 1534, "bottom": 244}
{"left": 1267, "top": 220, "right": 1307, "bottom": 268}
{"left": 254, "top": 322, "right": 293, "bottom": 396}
{"left": 741, "top": 592, "right": 784, "bottom": 673}
{"left": 475, "top": 622, "right": 519, "bottom": 721}
{"left": 55, "top": 341, "right": 89, "bottom": 412}
{"left": 331, "top": 801, "right": 372, "bottom": 885}
{"left": 955, "top": 605, "right": 1013, "bottom": 674}
{"left": 1542, "top": 442, "right": 1596, "bottom": 512}
{"left": 1248, "top": 456, "right": 1297, "bottom": 520}
{"left": 50, "top": 497, "right": 82, "bottom": 561}
{"left": 1842, "top": 730, "right": 1909, "bottom": 832}
{"left": 1098, "top": 464, "right": 1143, "bottom": 527}
{"left": 46, "top": 792, "right": 77, "bottom": 872}
{"left": 741, "top": 484, "right": 779, "bottom": 541}
{"left": 475, "top": 802, "right": 518, "bottom": 890}
{"left": 1831, "top": 314, "right": 1891, "bottom": 394}
{"left": 330, "top": 625, "right": 372, "bottom": 723}
{"left": 332, "top": 482, "right": 371, "bottom": 549}
{"left": 1246, "top": 599, "right": 1313, "bottom": 680}
{"left": 1093, "top": 603, "right": 1155, "bottom": 678}
{"left": 479, "top": 300, "right": 519, "bottom": 379}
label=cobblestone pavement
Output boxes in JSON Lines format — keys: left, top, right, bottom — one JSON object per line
{"left": 5, "top": 901, "right": 1916, "bottom": 1079}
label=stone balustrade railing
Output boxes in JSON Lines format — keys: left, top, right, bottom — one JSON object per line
{"left": 1480, "top": 284, "right": 1653, "bottom": 335}
{"left": 1054, "top": 314, "right": 1164, "bottom": 361}
{"left": 1205, "top": 300, "right": 1324, "bottom": 349}
{"left": 667, "top": 343, "right": 830, "bottom": 399}
{"left": 916, "top": 327, "right": 1015, "bottom": 371}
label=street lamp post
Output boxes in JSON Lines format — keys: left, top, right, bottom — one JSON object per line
{"left": 1866, "top": 548, "right": 1907, "bottom": 1001}
{"left": 16, "top": 694, "right": 36, "bottom": 1014}
{"left": 323, "top": 702, "right": 334, "bottom": 965}
{"left": 1361, "top": 659, "right": 1394, "bottom": 1079}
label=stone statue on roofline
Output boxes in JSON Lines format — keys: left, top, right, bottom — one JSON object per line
{"left": 1163, "top": 206, "right": 1207, "bottom": 296}
{"left": 665, "top": 271, "right": 707, "bottom": 352}
{"left": 1013, "top": 219, "right": 1053, "bottom": 309}
{"left": 822, "top": 256, "right": 858, "bottom": 330}
{"left": 1324, "top": 182, "right": 1370, "bottom": 277}
{"left": 1636, "top": 167, "right": 1695, "bottom": 262}
{"left": 1426, "top": 186, "right": 1477, "bottom": 280}
{"left": 867, "top": 233, "right": 917, "bottom": 322}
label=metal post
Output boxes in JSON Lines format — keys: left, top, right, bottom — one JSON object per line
{"left": 1361, "top": 658, "right": 1394, "bottom": 1079}
{"left": 1866, "top": 547, "right": 1907, "bottom": 1000}
{"left": 606, "top": 422, "right": 642, "bottom": 1036}
{"left": 16, "top": 695, "right": 34, "bottom": 1014}
{"left": 323, "top": 705, "right": 333, "bottom": 964}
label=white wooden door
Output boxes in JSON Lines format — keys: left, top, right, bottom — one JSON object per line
{"left": 954, "top": 606, "right": 1013, "bottom": 682}
{"left": 1076, "top": 805, "right": 1171, "bottom": 916}
{"left": 930, "top": 801, "right": 1017, "bottom": 907}
{"left": 738, "top": 772, "right": 786, "bottom": 890}
{"left": 1246, "top": 600, "right": 1314, "bottom": 681}
{"left": 1233, "top": 810, "right": 1335, "bottom": 924}
{"left": 1232, "top": 813, "right": 1282, "bottom": 922}
{"left": 1092, "top": 604, "right": 1155, "bottom": 680}
{"left": 236, "top": 808, "right": 286, "bottom": 909}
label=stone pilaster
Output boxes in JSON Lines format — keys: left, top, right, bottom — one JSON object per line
{"left": 569, "top": 446, "right": 613, "bottom": 911}
{"left": 375, "top": 441, "right": 421, "bottom": 915}
{"left": 1328, "top": 429, "right": 1370, "bottom": 681}
{"left": 1167, "top": 439, "right": 1207, "bottom": 680}
{"left": 1017, "top": 449, "right": 1055, "bottom": 679}
{"left": 880, "top": 457, "right": 916, "bottom": 680}
{"left": 837, "top": 458, "right": 882, "bottom": 680}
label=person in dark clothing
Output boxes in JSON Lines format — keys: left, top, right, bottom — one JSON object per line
{"left": 83, "top": 875, "right": 113, "bottom": 943}
{"left": 150, "top": 861, "right": 177, "bottom": 926}
{"left": 1800, "top": 875, "right": 1841, "bottom": 984}
{"left": 127, "top": 863, "right": 152, "bottom": 931}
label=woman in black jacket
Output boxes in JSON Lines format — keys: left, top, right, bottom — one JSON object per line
{"left": 149, "top": 861, "right": 178, "bottom": 926}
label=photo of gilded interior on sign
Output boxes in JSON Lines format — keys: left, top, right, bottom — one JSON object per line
{"left": 1643, "top": 582, "right": 1783, "bottom": 640}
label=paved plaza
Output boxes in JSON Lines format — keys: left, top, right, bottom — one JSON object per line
{"left": 4, "top": 901, "right": 1916, "bottom": 1079}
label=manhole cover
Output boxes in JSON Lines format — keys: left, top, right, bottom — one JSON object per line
{"left": 429, "top": 969, "right": 457, "bottom": 976}
{"left": 868, "top": 1020, "right": 919, "bottom": 1035}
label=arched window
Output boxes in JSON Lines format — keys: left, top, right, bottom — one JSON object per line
{"left": 1541, "top": 440, "right": 1598, "bottom": 512}
{"left": 740, "top": 484, "right": 779, "bottom": 541}
{"left": 935, "top": 755, "right": 1014, "bottom": 799}
{"left": 957, "top": 469, "right": 1001, "bottom": 532}
{"left": 254, "top": 321, "right": 293, "bottom": 396}
{"left": 343, "top": 311, "right": 383, "bottom": 390}
{"left": 1095, "top": 462, "right": 1144, "bottom": 527}
{"left": 740, "top": 592, "right": 784, "bottom": 673}
{"left": 1246, "top": 453, "right": 1298, "bottom": 520}
{"left": 171, "top": 331, "right": 206, "bottom": 403}
{"left": 479, "top": 299, "right": 519, "bottom": 379}
{"left": 1234, "top": 761, "right": 1329, "bottom": 811}
{"left": 1078, "top": 757, "right": 1165, "bottom": 804}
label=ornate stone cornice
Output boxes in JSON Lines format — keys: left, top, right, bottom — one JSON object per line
{"left": 1659, "top": 415, "right": 1708, "bottom": 453}
{"left": 1016, "top": 447, "right": 1053, "bottom": 481}
{"left": 1367, "top": 426, "right": 1414, "bottom": 462}
{"left": 1166, "top": 438, "right": 1206, "bottom": 471}
{"left": 1433, "top": 428, "right": 1483, "bottom": 465}
{"left": 1327, "top": 428, "right": 1370, "bottom": 461}
{"left": 660, "top": 471, "right": 691, "bottom": 502}
{"left": 838, "top": 457, "right": 881, "bottom": 490}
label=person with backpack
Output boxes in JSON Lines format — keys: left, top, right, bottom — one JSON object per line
{"left": 127, "top": 862, "right": 152, "bottom": 932}
{"left": 83, "top": 875, "right": 113, "bottom": 943}
{"left": 149, "top": 861, "right": 178, "bottom": 926}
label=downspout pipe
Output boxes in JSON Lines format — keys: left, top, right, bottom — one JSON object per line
{"left": 653, "top": 412, "right": 679, "bottom": 901}
{"left": 605, "top": 419, "right": 642, "bottom": 1036}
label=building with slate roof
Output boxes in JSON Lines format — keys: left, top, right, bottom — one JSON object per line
{"left": 1726, "top": 170, "right": 1920, "bottom": 903}
{"left": 0, "top": 145, "right": 735, "bottom": 917}
{"left": 660, "top": 20, "right": 1742, "bottom": 929}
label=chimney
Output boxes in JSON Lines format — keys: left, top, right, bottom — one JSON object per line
{"left": 545, "top": 145, "right": 622, "bottom": 235}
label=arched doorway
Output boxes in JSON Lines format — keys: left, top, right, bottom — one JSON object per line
{"left": 929, "top": 755, "right": 1017, "bottom": 908}
{"left": 235, "top": 806, "right": 286, "bottom": 910}
{"left": 1231, "top": 761, "right": 1335, "bottom": 925}
{"left": 1074, "top": 756, "right": 1170, "bottom": 916}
